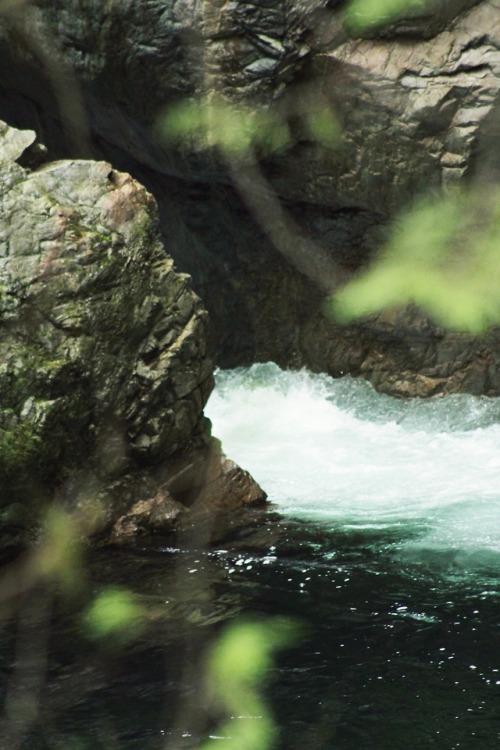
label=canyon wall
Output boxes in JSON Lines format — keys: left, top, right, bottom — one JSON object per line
{"left": 0, "top": 1, "right": 500, "bottom": 396}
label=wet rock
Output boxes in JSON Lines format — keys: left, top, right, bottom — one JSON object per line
{"left": 147, "top": 174, "right": 500, "bottom": 398}
{"left": 110, "top": 489, "right": 187, "bottom": 543}
{"left": 0, "top": 119, "right": 265, "bottom": 546}
{"left": 108, "top": 438, "right": 267, "bottom": 545}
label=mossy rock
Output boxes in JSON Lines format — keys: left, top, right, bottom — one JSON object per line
{"left": 0, "top": 121, "right": 213, "bottom": 525}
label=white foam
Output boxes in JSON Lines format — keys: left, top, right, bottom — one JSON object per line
{"left": 206, "top": 363, "right": 500, "bottom": 555}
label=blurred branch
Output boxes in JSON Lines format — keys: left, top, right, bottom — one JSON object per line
{"left": 0, "top": 586, "right": 52, "bottom": 750}
{"left": 227, "top": 157, "right": 347, "bottom": 293}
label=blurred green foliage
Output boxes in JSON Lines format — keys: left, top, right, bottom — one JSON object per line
{"left": 332, "top": 188, "right": 500, "bottom": 333}
{"left": 200, "top": 618, "right": 299, "bottom": 750}
{"left": 160, "top": 96, "right": 339, "bottom": 159}
{"left": 345, "top": 0, "right": 434, "bottom": 32}
{"left": 36, "top": 506, "right": 84, "bottom": 594}
{"left": 82, "top": 586, "right": 146, "bottom": 643}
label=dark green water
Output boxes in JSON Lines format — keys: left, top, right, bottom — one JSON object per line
{"left": 2, "top": 518, "right": 498, "bottom": 750}
{"left": 2, "top": 365, "right": 500, "bottom": 748}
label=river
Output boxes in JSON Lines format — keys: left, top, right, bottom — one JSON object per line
{"left": 204, "top": 364, "right": 500, "bottom": 749}
{"left": 3, "top": 363, "right": 500, "bottom": 749}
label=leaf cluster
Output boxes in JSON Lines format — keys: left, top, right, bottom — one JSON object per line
{"left": 333, "top": 187, "right": 500, "bottom": 333}
{"left": 160, "top": 96, "right": 339, "bottom": 160}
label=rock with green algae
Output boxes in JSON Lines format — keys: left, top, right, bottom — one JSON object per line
{"left": 0, "top": 120, "right": 266, "bottom": 554}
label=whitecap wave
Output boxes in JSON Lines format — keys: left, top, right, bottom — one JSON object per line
{"left": 206, "top": 363, "right": 500, "bottom": 560}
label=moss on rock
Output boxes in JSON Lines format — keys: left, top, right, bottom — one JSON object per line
{"left": 0, "top": 121, "right": 217, "bottom": 536}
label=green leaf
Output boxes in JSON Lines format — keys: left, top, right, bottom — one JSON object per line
{"left": 332, "top": 188, "right": 500, "bottom": 333}
{"left": 160, "top": 97, "right": 336, "bottom": 159}
{"left": 200, "top": 618, "right": 299, "bottom": 750}
{"left": 306, "top": 109, "right": 340, "bottom": 147}
{"left": 36, "top": 506, "right": 83, "bottom": 593}
{"left": 83, "top": 587, "right": 145, "bottom": 642}
{"left": 345, "top": 0, "right": 434, "bottom": 32}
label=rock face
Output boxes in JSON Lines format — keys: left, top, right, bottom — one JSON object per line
{"left": 0, "top": 1, "right": 500, "bottom": 396}
{"left": 0, "top": 120, "right": 265, "bottom": 554}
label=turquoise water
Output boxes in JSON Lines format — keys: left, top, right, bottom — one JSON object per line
{"left": 3, "top": 363, "right": 500, "bottom": 749}
{"left": 203, "top": 364, "right": 500, "bottom": 749}
{"left": 206, "top": 363, "right": 500, "bottom": 569}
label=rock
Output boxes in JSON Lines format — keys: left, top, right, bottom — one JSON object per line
{"left": 189, "top": 444, "right": 267, "bottom": 515}
{"left": 108, "top": 438, "right": 268, "bottom": 545}
{"left": 0, "top": 0, "right": 496, "bottom": 206}
{"left": 292, "top": 1, "right": 500, "bottom": 210}
{"left": 174, "top": 440, "right": 269, "bottom": 546}
{"left": 110, "top": 489, "right": 187, "bottom": 543}
{"left": 1, "top": 2, "right": 500, "bottom": 396}
{"left": 0, "top": 119, "right": 266, "bottom": 549}
{"left": 143, "top": 173, "right": 500, "bottom": 398}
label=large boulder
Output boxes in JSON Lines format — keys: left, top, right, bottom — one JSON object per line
{"left": 1, "top": 1, "right": 500, "bottom": 396}
{"left": 0, "top": 120, "right": 265, "bottom": 555}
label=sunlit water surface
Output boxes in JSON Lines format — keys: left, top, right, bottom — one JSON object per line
{"left": 203, "top": 364, "right": 500, "bottom": 749}
{"left": 206, "top": 363, "right": 500, "bottom": 568}
{"left": 6, "top": 364, "right": 500, "bottom": 750}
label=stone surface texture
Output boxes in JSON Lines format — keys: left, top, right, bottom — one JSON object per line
{"left": 0, "top": 1, "right": 500, "bottom": 397}
{"left": 0, "top": 120, "right": 265, "bottom": 553}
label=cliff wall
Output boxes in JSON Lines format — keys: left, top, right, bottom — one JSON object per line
{"left": 0, "top": 1, "right": 500, "bottom": 396}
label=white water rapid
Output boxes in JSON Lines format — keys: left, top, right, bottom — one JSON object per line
{"left": 206, "top": 363, "right": 500, "bottom": 563}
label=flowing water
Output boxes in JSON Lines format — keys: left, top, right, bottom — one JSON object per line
{"left": 203, "top": 364, "right": 500, "bottom": 749}
{"left": 3, "top": 363, "right": 500, "bottom": 749}
{"left": 207, "top": 364, "right": 500, "bottom": 565}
